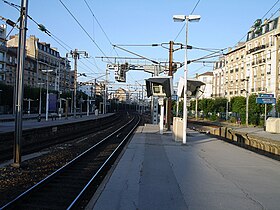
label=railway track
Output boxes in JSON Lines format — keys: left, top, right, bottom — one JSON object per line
{"left": 0, "top": 114, "right": 122, "bottom": 162}
{"left": 1, "top": 114, "right": 140, "bottom": 209}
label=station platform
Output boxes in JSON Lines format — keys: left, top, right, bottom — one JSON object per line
{"left": 87, "top": 123, "right": 280, "bottom": 210}
{"left": 0, "top": 113, "right": 113, "bottom": 134}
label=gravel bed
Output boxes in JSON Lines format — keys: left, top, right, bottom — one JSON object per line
{"left": 0, "top": 131, "right": 104, "bottom": 207}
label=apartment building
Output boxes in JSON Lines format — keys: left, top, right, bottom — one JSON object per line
{"left": 114, "top": 87, "right": 129, "bottom": 102}
{"left": 246, "top": 18, "right": 280, "bottom": 98}
{"left": 195, "top": 71, "right": 213, "bottom": 98}
{"left": 212, "top": 56, "right": 225, "bottom": 97}
{"left": 224, "top": 42, "right": 246, "bottom": 98}
{"left": 5, "top": 47, "right": 37, "bottom": 87}
{"left": 6, "top": 34, "right": 71, "bottom": 92}
{"left": 213, "top": 17, "right": 280, "bottom": 100}
{"left": 78, "top": 81, "right": 103, "bottom": 97}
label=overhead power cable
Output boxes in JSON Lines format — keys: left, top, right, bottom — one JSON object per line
{"left": 83, "top": 0, "right": 120, "bottom": 59}
{"left": 113, "top": 45, "right": 160, "bottom": 64}
{"left": 261, "top": 0, "right": 280, "bottom": 19}
{"left": 59, "top": 0, "right": 112, "bottom": 63}
{"left": 190, "top": 0, "right": 201, "bottom": 15}
{"left": 83, "top": 0, "right": 112, "bottom": 46}
{"left": 1, "top": 0, "right": 20, "bottom": 11}
{"left": 234, "top": 0, "right": 280, "bottom": 48}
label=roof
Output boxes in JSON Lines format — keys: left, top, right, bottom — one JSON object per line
{"left": 197, "top": 71, "right": 213, "bottom": 77}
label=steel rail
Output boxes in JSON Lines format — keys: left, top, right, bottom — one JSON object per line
{"left": 1, "top": 115, "right": 139, "bottom": 209}
{"left": 67, "top": 115, "right": 140, "bottom": 209}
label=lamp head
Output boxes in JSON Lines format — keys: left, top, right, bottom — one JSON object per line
{"left": 188, "top": 15, "right": 201, "bottom": 22}
{"left": 173, "top": 15, "right": 186, "bottom": 22}
{"left": 173, "top": 14, "right": 201, "bottom": 22}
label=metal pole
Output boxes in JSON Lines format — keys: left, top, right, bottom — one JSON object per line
{"left": 183, "top": 18, "right": 189, "bottom": 144}
{"left": 176, "top": 99, "right": 179, "bottom": 117}
{"left": 65, "top": 98, "right": 69, "bottom": 119}
{"left": 13, "top": 0, "right": 28, "bottom": 167}
{"left": 103, "top": 85, "right": 105, "bottom": 114}
{"left": 59, "top": 93, "right": 62, "bottom": 119}
{"left": 73, "top": 50, "right": 78, "bottom": 118}
{"left": 46, "top": 71, "right": 49, "bottom": 121}
{"left": 264, "top": 103, "right": 267, "bottom": 130}
{"left": 245, "top": 78, "right": 249, "bottom": 126}
{"left": 226, "top": 99, "right": 229, "bottom": 121}
{"left": 87, "top": 95, "right": 89, "bottom": 116}
{"left": 160, "top": 104, "right": 164, "bottom": 134}
{"left": 167, "top": 41, "right": 174, "bottom": 131}
{"left": 195, "top": 97, "right": 198, "bottom": 120}
{"left": 39, "top": 85, "right": 42, "bottom": 119}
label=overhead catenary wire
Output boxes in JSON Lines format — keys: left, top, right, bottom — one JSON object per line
{"left": 59, "top": 0, "right": 112, "bottom": 64}
{"left": 234, "top": 0, "right": 280, "bottom": 48}
{"left": 1, "top": 0, "right": 20, "bottom": 11}
{"left": 83, "top": 0, "right": 120, "bottom": 59}
{"left": 2, "top": 0, "right": 107, "bottom": 84}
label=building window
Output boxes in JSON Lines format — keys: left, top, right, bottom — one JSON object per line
{"left": 262, "top": 37, "right": 266, "bottom": 45}
{"left": 269, "top": 35, "right": 274, "bottom": 46}
{"left": 267, "top": 64, "right": 271, "bottom": 74}
{"left": 269, "top": 21, "right": 275, "bottom": 31}
{"left": 267, "top": 50, "right": 271, "bottom": 60}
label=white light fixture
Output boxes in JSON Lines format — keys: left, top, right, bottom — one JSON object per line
{"left": 173, "top": 15, "right": 201, "bottom": 22}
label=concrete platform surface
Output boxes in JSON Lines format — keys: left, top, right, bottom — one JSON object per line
{"left": 0, "top": 113, "right": 113, "bottom": 133}
{"left": 87, "top": 124, "right": 280, "bottom": 210}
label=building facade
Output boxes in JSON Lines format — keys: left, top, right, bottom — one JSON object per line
{"left": 224, "top": 42, "right": 246, "bottom": 99}
{"left": 195, "top": 71, "right": 213, "bottom": 98}
{"left": 212, "top": 56, "right": 225, "bottom": 97}
{"left": 6, "top": 34, "right": 71, "bottom": 92}
{"left": 213, "top": 17, "right": 280, "bottom": 100}
{"left": 246, "top": 18, "right": 280, "bottom": 98}
{"left": 114, "top": 87, "right": 129, "bottom": 102}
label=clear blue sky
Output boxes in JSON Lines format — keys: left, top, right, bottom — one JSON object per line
{"left": 1, "top": 0, "right": 279, "bottom": 90}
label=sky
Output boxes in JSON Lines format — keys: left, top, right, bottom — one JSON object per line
{"left": 1, "top": 0, "right": 280, "bottom": 92}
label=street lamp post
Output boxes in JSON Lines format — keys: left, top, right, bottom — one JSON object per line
{"left": 241, "top": 77, "right": 249, "bottom": 126}
{"left": 173, "top": 14, "right": 201, "bottom": 144}
{"left": 42, "top": 69, "right": 53, "bottom": 121}
{"left": 37, "top": 82, "right": 44, "bottom": 122}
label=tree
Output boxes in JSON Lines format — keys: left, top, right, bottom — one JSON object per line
{"left": 230, "top": 96, "right": 246, "bottom": 123}
{"left": 198, "top": 98, "right": 215, "bottom": 118}
{"left": 276, "top": 98, "right": 280, "bottom": 116}
{"left": 213, "top": 97, "right": 227, "bottom": 113}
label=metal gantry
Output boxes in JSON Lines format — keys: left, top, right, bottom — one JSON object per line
{"left": 66, "top": 49, "right": 88, "bottom": 118}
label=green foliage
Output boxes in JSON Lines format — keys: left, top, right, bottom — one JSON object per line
{"left": 197, "top": 98, "right": 227, "bottom": 119}
{"left": 199, "top": 98, "right": 214, "bottom": 117}
{"left": 276, "top": 98, "right": 280, "bottom": 114}
{"left": 213, "top": 97, "right": 227, "bottom": 113}
{"left": 209, "top": 114, "right": 217, "bottom": 121}
{"left": 229, "top": 94, "right": 273, "bottom": 126}
{"left": 230, "top": 96, "right": 246, "bottom": 113}
{"left": 0, "top": 82, "right": 75, "bottom": 114}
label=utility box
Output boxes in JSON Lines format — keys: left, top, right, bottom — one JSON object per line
{"left": 266, "top": 117, "right": 280, "bottom": 133}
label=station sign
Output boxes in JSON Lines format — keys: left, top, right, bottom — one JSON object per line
{"left": 258, "top": 93, "right": 274, "bottom": 98}
{"left": 256, "top": 97, "right": 276, "bottom": 104}
{"left": 171, "top": 94, "right": 178, "bottom": 101}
